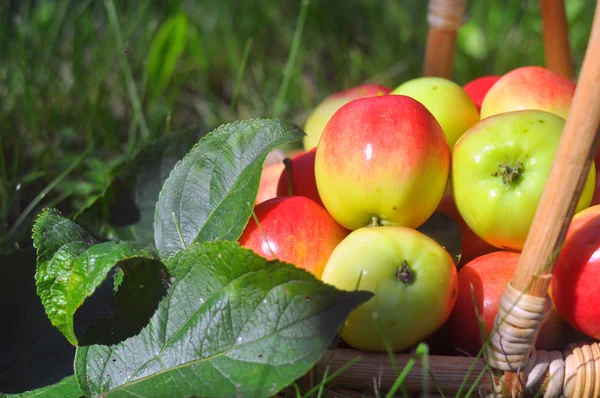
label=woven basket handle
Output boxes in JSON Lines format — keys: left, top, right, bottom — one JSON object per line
{"left": 423, "top": 0, "right": 467, "bottom": 78}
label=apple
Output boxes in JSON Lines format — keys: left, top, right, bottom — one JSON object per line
{"left": 315, "top": 95, "right": 451, "bottom": 231}
{"left": 303, "top": 84, "right": 392, "bottom": 150}
{"left": 320, "top": 225, "right": 458, "bottom": 352}
{"left": 238, "top": 196, "right": 349, "bottom": 279}
{"left": 276, "top": 148, "right": 323, "bottom": 207}
{"left": 391, "top": 77, "right": 480, "bottom": 150}
{"left": 480, "top": 66, "right": 575, "bottom": 120}
{"left": 462, "top": 75, "right": 501, "bottom": 113}
{"left": 551, "top": 204, "right": 600, "bottom": 339}
{"left": 256, "top": 162, "right": 285, "bottom": 205}
{"left": 452, "top": 109, "right": 596, "bottom": 251}
{"left": 443, "top": 251, "right": 587, "bottom": 356}
{"left": 435, "top": 182, "right": 498, "bottom": 267}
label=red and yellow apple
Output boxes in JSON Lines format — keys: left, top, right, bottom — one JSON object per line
{"left": 303, "top": 84, "right": 391, "bottom": 150}
{"left": 551, "top": 204, "right": 600, "bottom": 339}
{"left": 320, "top": 225, "right": 458, "bottom": 352}
{"left": 462, "top": 75, "right": 501, "bottom": 113}
{"left": 452, "top": 109, "right": 595, "bottom": 251}
{"left": 391, "top": 77, "right": 480, "bottom": 150}
{"left": 480, "top": 66, "right": 575, "bottom": 120}
{"left": 238, "top": 196, "right": 348, "bottom": 278}
{"left": 315, "top": 95, "right": 451, "bottom": 231}
{"left": 276, "top": 148, "right": 323, "bottom": 207}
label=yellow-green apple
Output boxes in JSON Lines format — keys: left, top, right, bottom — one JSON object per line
{"left": 443, "top": 251, "right": 587, "bottom": 356}
{"left": 462, "top": 75, "right": 501, "bottom": 113}
{"left": 452, "top": 110, "right": 595, "bottom": 251}
{"left": 480, "top": 66, "right": 575, "bottom": 120}
{"left": 303, "top": 84, "right": 391, "bottom": 150}
{"left": 551, "top": 204, "right": 600, "bottom": 339}
{"left": 276, "top": 148, "right": 324, "bottom": 207}
{"left": 238, "top": 196, "right": 348, "bottom": 279}
{"left": 315, "top": 95, "right": 450, "bottom": 231}
{"left": 391, "top": 77, "right": 480, "bottom": 150}
{"left": 320, "top": 225, "right": 458, "bottom": 352}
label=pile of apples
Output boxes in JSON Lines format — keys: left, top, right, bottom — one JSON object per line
{"left": 240, "top": 66, "right": 600, "bottom": 356}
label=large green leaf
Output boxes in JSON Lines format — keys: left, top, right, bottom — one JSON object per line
{"left": 75, "top": 241, "right": 371, "bottom": 397}
{"left": 33, "top": 208, "right": 170, "bottom": 346}
{"left": 2, "top": 375, "right": 82, "bottom": 398}
{"left": 0, "top": 249, "right": 77, "bottom": 394}
{"left": 154, "top": 119, "right": 305, "bottom": 258}
{"left": 75, "top": 130, "right": 200, "bottom": 245}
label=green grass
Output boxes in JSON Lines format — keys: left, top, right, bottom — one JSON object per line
{"left": 0, "top": 0, "right": 594, "bottom": 248}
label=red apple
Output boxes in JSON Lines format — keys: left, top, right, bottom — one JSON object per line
{"left": 443, "top": 251, "right": 583, "bottom": 356}
{"left": 256, "top": 162, "right": 285, "bottom": 205}
{"left": 551, "top": 204, "right": 600, "bottom": 339}
{"left": 315, "top": 95, "right": 451, "bottom": 231}
{"left": 462, "top": 75, "right": 501, "bottom": 113}
{"left": 276, "top": 148, "right": 324, "bottom": 207}
{"left": 303, "top": 84, "right": 392, "bottom": 150}
{"left": 238, "top": 196, "right": 349, "bottom": 279}
{"left": 480, "top": 66, "right": 575, "bottom": 120}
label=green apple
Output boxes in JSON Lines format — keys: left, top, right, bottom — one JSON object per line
{"left": 480, "top": 66, "right": 575, "bottom": 120}
{"left": 303, "top": 84, "right": 391, "bottom": 150}
{"left": 315, "top": 95, "right": 450, "bottom": 231}
{"left": 452, "top": 109, "right": 596, "bottom": 251}
{"left": 320, "top": 225, "right": 458, "bottom": 352}
{"left": 391, "top": 77, "right": 480, "bottom": 150}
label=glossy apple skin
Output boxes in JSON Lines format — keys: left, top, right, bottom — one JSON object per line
{"left": 391, "top": 77, "right": 480, "bottom": 150}
{"left": 443, "top": 251, "right": 586, "bottom": 356}
{"left": 276, "top": 148, "right": 323, "bottom": 207}
{"left": 480, "top": 66, "right": 575, "bottom": 120}
{"left": 462, "top": 75, "right": 501, "bottom": 113}
{"left": 320, "top": 226, "right": 458, "bottom": 352}
{"left": 452, "top": 110, "right": 595, "bottom": 251}
{"left": 256, "top": 162, "right": 285, "bottom": 205}
{"left": 315, "top": 95, "right": 451, "bottom": 231}
{"left": 303, "top": 84, "right": 392, "bottom": 150}
{"left": 551, "top": 205, "right": 600, "bottom": 339}
{"left": 238, "top": 196, "right": 349, "bottom": 279}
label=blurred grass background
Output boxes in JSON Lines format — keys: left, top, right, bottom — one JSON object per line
{"left": 0, "top": 0, "right": 594, "bottom": 250}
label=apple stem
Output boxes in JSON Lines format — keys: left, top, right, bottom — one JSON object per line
{"left": 396, "top": 260, "right": 415, "bottom": 285}
{"left": 492, "top": 161, "right": 524, "bottom": 187}
{"left": 368, "top": 216, "right": 383, "bottom": 227}
{"left": 283, "top": 158, "right": 294, "bottom": 196}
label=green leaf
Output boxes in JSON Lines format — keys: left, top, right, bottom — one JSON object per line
{"left": 75, "top": 241, "right": 371, "bottom": 397}
{"left": 417, "top": 211, "right": 462, "bottom": 267}
{"left": 3, "top": 375, "right": 82, "bottom": 398}
{"left": 75, "top": 130, "right": 201, "bottom": 246}
{"left": 154, "top": 119, "right": 305, "bottom": 258}
{"left": 33, "top": 209, "right": 170, "bottom": 346}
{"left": 0, "top": 248, "right": 76, "bottom": 394}
{"left": 146, "top": 12, "right": 189, "bottom": 99}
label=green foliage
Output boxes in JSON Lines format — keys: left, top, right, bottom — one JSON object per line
{"left": 32, "top": 208, "right": 169, "bottom": 346}
{"left": 154, "top": 118, "right": 304, "bottom": 258}
{"left": 2, "top": 376, "right": 82, "bottom": 398}
{"left": 75, "top": 241, "right": 371, "bottom": 397}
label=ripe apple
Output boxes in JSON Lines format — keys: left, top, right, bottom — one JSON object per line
{"left": 315, "top": 95, "right": 451, "bottom": 231}
{"left": 480, "top": 66, "right": 575, "bottom": 120}
{"left": 276, "top": 148, "right": 323, "bottom": 207}
{"left": 435, "top": 182, "right": 498, "bottom": 267}
{"left": 391, "top": 77, "right": 480, "bottom": 150}
{"left": 551, "top": 204, "right": 600, "bottom": 339}
{"left": 303, "top": 84, "right": 392, "bottom": 150}
{"left": 320, "top": 225, "right": 458, "bottom": 352}
{"left": 462, "top": 75, "right": 501, "bottom": 113}
{"left": 238, "top": 196, "right": 349, "bottom": 279}
{"left": 256, "top": 162, "right": 285, "bottom": 205}
{"left": 444, "top": 251, "right": 587, "bottom": 356}
{"left": 452, "top": 109, "right": 596, "bottom": 251}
